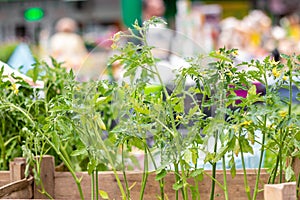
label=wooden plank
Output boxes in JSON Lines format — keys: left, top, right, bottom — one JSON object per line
{"left": 264, "top": 182, "right": 297, "bottom": 200}
{"left": 54, "top": 169, "right": 269, "bottom": 200}
{"left": 33, "top": 155, "right": 55, "bottom": 199}
{"left": 10, "top": 157, "right": 26, "bottom": 182}
{"left": 0, "top": 172, "right": 10, "bottom": 187}
{"left": 0, "top": 176, "right": 33, "bottom": 199}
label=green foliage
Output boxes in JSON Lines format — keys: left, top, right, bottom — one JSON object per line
{"left": 0, "top": 42, "right": 17, "bottom": 62}
{"left": 2, "top": 17, "right": 300, "bottom": 200}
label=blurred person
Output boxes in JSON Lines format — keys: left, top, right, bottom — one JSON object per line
{"left": 142, "top": 0, "right": 170, "bottom": 60}
{"left": 142, "top": 0, "right": 165, "bottom": 21}
{"left": 268, "top": 0, "right": 300, "bottom": 25}
{"left": 49, "top": 17, "right": 88, "bottom": 72}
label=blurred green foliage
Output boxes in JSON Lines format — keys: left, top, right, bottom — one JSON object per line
{"left": 0, "top": 43, "right": 17, "bottom": 63}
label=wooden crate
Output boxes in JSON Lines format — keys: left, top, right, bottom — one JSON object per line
{"left": 0, "top": 155, "right": 280, "bottom": 199}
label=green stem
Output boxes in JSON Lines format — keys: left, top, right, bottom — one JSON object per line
{"left": 42, "top": 134, "right": 85, "bottom": 200}
{"left": 139, "top": 147, "right": 148, "bottom": 200}
{"left": 180, "top": 159, "right": 188, "bottom": 200}
{"left": 87, "top": 116, "right": 127, "bottom": 199}
{"left": 91, "top": 170, "right": 95, "bottom": 200}
{"left": 279, "top": 129, "right": 283, "bottom": 183}
{"left": 269, "top": 153, "right": 280, "bottom": 184}
{"left": 122, "top": 144, "right": 130, "bottom": 199}
{"left": 61, "top": 143, "right": 74, "bottom": 170}
{"left": 193, "top": 176, "right": 201, "bottom": 200}
{"left": 252, "top": 116, "right": 267, "bottom": 200}
{"left": 6, "top": 103, "right": 35, "bottom": 125}
{"left": 288, "top": 62, "right": 293, "bottom": 116}
{"left": 203, "top": 171, "right": 225, "bottom": 190}
{"left": 174, "top": 162, "right": 180, "bottom": 200}
{"left": 239, "top": 138, "right": 252, "bottom": 200}
{"left": 222, "top": 156, "right": 229, "bottom": 200}
{"left": 145, "top": 144, "right": 165, "bottom": 199}
{"left": 210, "top": 131, "right": 219, "bottom": 200}
{"left": 96, "top": 169, "right": 99, "bottom": 200}
{"left": 35, "top": 154, "right": 54, "bottom": 199}
{"left": 0, "top": 120, "right": 6, "bottom": 169}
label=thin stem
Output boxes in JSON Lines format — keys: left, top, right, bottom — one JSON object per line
{"left": 210, "top": 132, "right": 218, "bottom": 200}
{"left": 279, "top": 129, "right": 283, "bottom": 183}
{"left": 193, "top": 176, "right": 201, "bottom": 200}
{"left": 35, "top": 154, "right": 54, "bottom": 199}
{"left": 145, "top": 144, "right": 165, "bottom": 199}
{"left": 180, "top": 159, "right": 188, "bottom": 200}
{"left": 139, "top": 147, "right": 149, "bottom": 200}
{"left": 86, "top": 116, "right": 127, "bottom": 199}
{"left": 252, "top": 116, "right": 267, "bottom": 200}
{"left": 0, "top": 119, "right": 6, "bottom": 169}
{"left": 269, "top": 153, "right": 280, "bottom": 184}
{"left": 239, "top": 137, "right": 252, "bottom": 200}
{"left": 203, "top": 171, "right": 225, "bottom": 190}
{"left": 96, "top": 169, "right": 99, "bottom": 200}
{"left": 6, "top": 103, "right": 35, "bottom": 125}
{"left": 42, "top": 134, "right": 85, "bottom": 200}
{"left": 174, "top": 162, "right": 180, "bottom": 200}
{"left": 222, "top": 156, "right": 229, "bottom": 200}
{"left": 288, "top": 61, "right": 293, "bottom": 116}
{"left": 61, "top": 143, "right": 74, "bottom": 170}
{"left": 91, "top": 170, "right": 95, "bottom": 200}
{"left": 122, "top": 144, "right": 130, "bottom": 199}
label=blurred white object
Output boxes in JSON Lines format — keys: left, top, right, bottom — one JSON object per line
{"left": 272, "top": 26, "right": 286, "bottom": 40}
{"left": 0, "top": 60, "right": 44, "bottom": 88}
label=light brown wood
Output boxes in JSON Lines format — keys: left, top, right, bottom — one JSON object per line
{"left": 33, "top": 155, "right": 55, "bottom": 199}
{"left": 9, "top": 158, "right": 26, "bottom": 182}
{"left": 53, "top": 169, "right": 269, "bottom": 200}
{"left": 0, "top": 156, "right": 275, "bottom": 200}
{"left": 0, "top": 176, "right": 33, "bottom": 199}
{"left": 264, "top": 182, "right": 297, "bottom": 200}
{"left": 0, "top": 172, "right": 10, "bottom": 187}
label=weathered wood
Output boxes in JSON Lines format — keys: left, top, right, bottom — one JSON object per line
{"left": 1, "top": 157, "right": 32, "bottom": 199}
{"left": 9, "top": 158, "right": 26, "bottom": 182}
{"left": 0, "top": 172, "right": 10, "bottom": 187}
{"left": 0, "top": 176, "right": 33, "bottom": 199}
{"left": 264, "top": 182, "right": 297, "bottom": 200}
{"left": 33, "top": 155, "right": 55, "bottom": 199}
{"left": 0, "top": 156, "right": 274, "bottom": 199}
{"left": 54, "top": 169, "right": 269, "bottom": 200}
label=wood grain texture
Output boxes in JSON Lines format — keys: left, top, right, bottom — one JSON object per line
{"left": 0, "top": 176, "right": 33, "bottom": 199}
{"left": 33, "top": 155, "right": 55, "bottom": 199}
{"left": 54, "top": 169, "right": 269, "bottom": 200}
{"left": 264, "top": 182, "right": 297, "bottom": 200}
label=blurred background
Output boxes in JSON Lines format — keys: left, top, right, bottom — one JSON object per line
{"left": 1, "top": 0, "right": 300, "bottom": 79}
